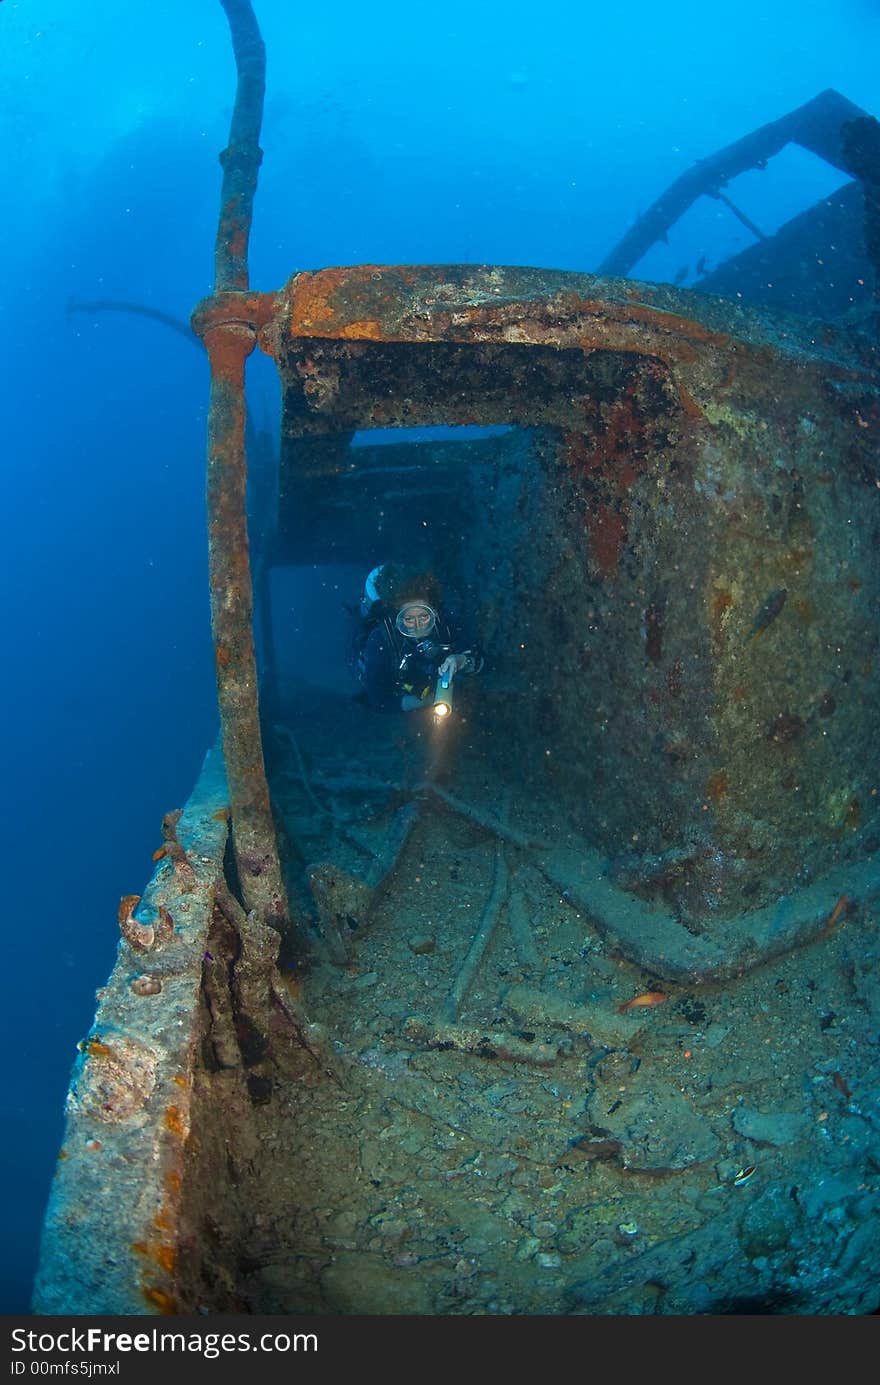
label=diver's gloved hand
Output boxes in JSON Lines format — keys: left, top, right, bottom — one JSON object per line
{"left": 438, "top": 653, "right": 469, "bottom": 680}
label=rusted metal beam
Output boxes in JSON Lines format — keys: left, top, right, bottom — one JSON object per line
{"left": 598, "top": 88, "right": 869, "bottom": 278}
{"left": 257, "top": 264, "right": 874, "bottom": 447}
{"left": 201, "top": 318, "right": 287, "bottom": 934}
{"left": 195, "top": 1, "right": 289, "bottom": 935}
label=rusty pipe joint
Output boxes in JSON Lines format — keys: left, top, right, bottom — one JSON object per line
{"left": 191, "top": 290, "right": 277, "bottom": 345}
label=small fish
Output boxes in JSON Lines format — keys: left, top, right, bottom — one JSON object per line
{"left": 825, "top": 893, "right": 850, "bottom": 931}
{"left": 748, "top": 588, "right": 787, "bottom": 640}
{"left": 617, "top": 991, "right": 667, "bottom": 1013}
{"left": 733, "top": 1165, "right": 756, "bottom": 1186}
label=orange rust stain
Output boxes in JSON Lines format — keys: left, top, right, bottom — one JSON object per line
{"left": 58, "top": 1149, "right": 69, "bottom": 1161}
{"left": 606, "top": 300, "right": 731, "bottom": 349}
{"left": 154, "top": 1244, "right": 177, "bottom": 1274}
{"left": 825, "top": 894, "right": 850, "bottom": 930}
{"left": 203, "top": 323, "right": 254, "bottom": 381}
{"left": 707, "top": 771, "right": 729, "bottom": 802}
{"left": 152, "top": 845, "right": 168, "bottom": 861}
{"left": 143, "top": 1286, "right": 178, "bottom": 1315}
{"left": 212, "top": 807, "right": 231, "bottom": 821}
{"left": 586, "top": 506, "right": 627, "bottom": 577}
{"left": 562, "top": 431, "right": 597, "bottom": 473}
{"left": 153, "top": 1210, "right": 174, "bottom": 1232}
{"left": 173, "top": 1074, "right": 187, "bottom": 1088}
{"left": 165, "top": 1170, "right": 182, "bottom": 1196}
{"left": 288, "top": 266, "right": 382, "bottom": 335}
{"left": 215, "top": 644, "right": 232, "bottom": 669}
{"left": 164, "top": 1106, "right": 187, "bottom": 1139}
{"left": 192, "top": 291, "right": 276, "bottom": 337}
{"left": 338, "top": 319, "right": 385, "bottom": 340}
{"left": 87, "top": 1041, "right": 113, "bottom": 1058}
{"left": 675, "top": 382, "right": 704, "bottom": 418}
{"left": 288, "top": 265, "right": 429, "bottom": 339}
{"left": 573, "top": 306, "right": 700, "bottom": 363}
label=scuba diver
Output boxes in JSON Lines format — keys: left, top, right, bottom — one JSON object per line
{"left": 349, "top": 563, "right": 483, "bottom": 715}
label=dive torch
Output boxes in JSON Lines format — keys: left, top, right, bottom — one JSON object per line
{"left": 433, "top": 666, "right": 454, "bottom": 719}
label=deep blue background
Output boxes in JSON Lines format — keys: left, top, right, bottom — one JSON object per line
{"left": 2, "top": 0, "right": 878, "bottom": 1314}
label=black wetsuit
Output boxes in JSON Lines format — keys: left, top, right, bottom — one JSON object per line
{"left": 356, "top": 606, "right": 479, "bottom": 712}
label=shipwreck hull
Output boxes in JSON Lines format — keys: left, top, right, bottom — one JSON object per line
{"left": 32, "top": 698, "right": 880, "bottom": 1316}
{"left": 34, "top": 265, "right": 880, "bottom": 1315}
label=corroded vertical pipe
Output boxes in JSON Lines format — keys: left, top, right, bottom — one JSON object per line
{"left": 199, "top": 0, "right": 288, "bottom": 932}
{"left": 215, "top": 0, "right": 265, "bottom": 291}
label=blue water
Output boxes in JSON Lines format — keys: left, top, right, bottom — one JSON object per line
{"left": 2, "top": 0, "right": 878, "bottom": 1315}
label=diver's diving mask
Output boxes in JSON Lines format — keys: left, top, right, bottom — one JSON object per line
{"left": 395, "top": 601, "right": 437, "bottom": 639}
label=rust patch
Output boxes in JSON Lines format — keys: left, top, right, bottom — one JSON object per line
{"left": 133, "top": 1238, "right": 175, "bottom": 1272}
{"left": 288, "top": 265, "right": 387, "bottom": 335}
{"left": 191, "top": 290, "right": 276, "bottom": 337}
{"left": 142, "top": 1286, "right": 177, "bottom": 1315}
{"left": 338, "top": 319, "right": 385, "bottom": 340}
{"left": 707, "top": 771, "right": 729, "bottom": 802}
{"left": 586, "top": 505, "right": 627, "bottom": 577}
{"left": 164, "top": 1105, "right": 188, "bottom": 1140}
{"left": 203, "top": 321, "right": 256, "bottom": 382}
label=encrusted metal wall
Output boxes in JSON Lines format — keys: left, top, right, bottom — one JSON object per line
{"left": 260, "top": 263, "right": 880, "bottom": 928}
{"left": 463, "top": 373, "right": 880, "bottom": 922}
